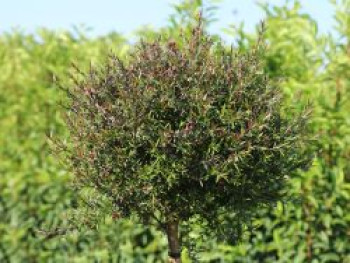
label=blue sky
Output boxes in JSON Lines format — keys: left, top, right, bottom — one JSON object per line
{"left": 0, "top": 0, "right": 335, "bottom": 39}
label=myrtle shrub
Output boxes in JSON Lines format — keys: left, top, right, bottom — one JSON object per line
{"left": 58, "top": 22, "right": 310, "bottom": 262}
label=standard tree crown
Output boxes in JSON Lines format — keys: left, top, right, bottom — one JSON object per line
{"left": 60, "top": 23, "right": 309, "bottom": 238}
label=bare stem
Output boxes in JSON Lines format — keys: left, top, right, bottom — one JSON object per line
{"left": 167, "top": 220, "right": 181, "bottom": 263}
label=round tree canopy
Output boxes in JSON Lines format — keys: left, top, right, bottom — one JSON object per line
{"left": 59, "top": 24, "right": 309, "bottom": 241}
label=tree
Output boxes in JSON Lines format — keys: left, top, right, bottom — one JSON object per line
{"left": 58, "top": 22, "right": 310, "bottom": 262}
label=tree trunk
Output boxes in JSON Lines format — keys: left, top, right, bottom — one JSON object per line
{"left": 167, "top": 220, "right": 181, "bottom": 263}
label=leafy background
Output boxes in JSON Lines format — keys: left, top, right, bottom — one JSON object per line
{"left": 0, "top": 0, "right": 349, "bottom": 262}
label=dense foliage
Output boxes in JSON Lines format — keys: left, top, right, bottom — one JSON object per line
{"left": 0, "top": 0, "right": 349, "bottom": 262}
{"left": 59, "top": 21, "right": 309, "bottom": 261}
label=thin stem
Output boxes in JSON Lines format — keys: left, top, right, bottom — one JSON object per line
{"left": 167, "top": 220, "right": 181, "bottom": 263}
